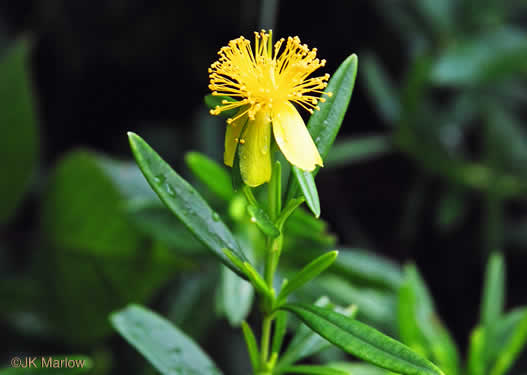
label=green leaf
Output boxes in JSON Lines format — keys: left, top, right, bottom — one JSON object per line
{"left": 325, "top": 136, "right": 392, "bottom": 169}
{"left": 247, "top": 205, "right": 280, "bottom": 238}
{"left": 185, "top": 151, "right": 234, "bottom": 201}
{"left": 277, "top": 251, "right": 339, "bottom": 303}
{"left": 330, "top": 248, "right": 403, "bottom": 291}
{"left": 282, "top": 364, "right": 348, "bottom": 375}
{"left": 286, "top": 54, "right": 358, "bottom": 202}
{"left": 269, "top": 161, "right": 282, "bottom": 221}
{"left": 42, "top": 151, "right": 179, "bottom": 344}
{"left": 328, "top": 362, "right": 390, "bottom": 375}
{"left": 413, "top": 0, "right": 453, "bottom": 34}
{"left": 0, "top": 356, "right": 93, "bottom": 374}
{"left": 487, "top": 307, "right": 527, "bottom": 364}
{"left": 110, "top": 304, "right": 223, "bottom": 375}
{"left": 128, "top": 132, "right": 250, "bottom": 277}
{"left": 282, "top": 207, "right": 336, "bottom": 248}
{"left": 292, "top": 166, "right": 320, "bottom": 218}
{"left": 0, "top": 40, "right": 39, "bottom": 224}
{"left": 167, "top": 272, "right": 219, "bottom": 340}
{"left": 399, "top": 265, "right": 461, "bottom": 375}
{"left": 481, "top": 252, "right": 505, "bottom": 327}
{"left": 277, "top": 297, "right": 357, "bottom": 370}
{"left": 272, "top": 311, "right": 289, "bottom": 356}
{"left": 217, "top": 266, "right": 254, "bottom": 326}
{"left": 361, "top": 54, "right": 400, "bottom": 123}
{"left": 303, "top": 274, "right": 397, "bottom": 332}
{"left": 127, "top": 204, "right": 207, "bottom": 255}
{"left": 232, "top": 145, "right": 244, "bottom": 191}
{"left": 467, "top": 326, "right": 486, "bottom": 375}
{"left": 276, "top": 197, "right": 306, "bottom": 231}
{"left": 282, "top": 303, "right": 444, "bottom": 375}
{"left": 241, "top": 321, "right": 260, "bottom": 372}
{"left": 308, "top": 54, "right": 359, "bottom": 161}
{"left": 242, "top": 261, "right": 274, "bottom": 300}
{"left": 432, "top": 27, "right": 527, "bottom": 86}
{"left": 489, "top": 309, "right": 527, "bottom": 375}
{"left": 204, "top": 94, "right": 237, "bottom": 118}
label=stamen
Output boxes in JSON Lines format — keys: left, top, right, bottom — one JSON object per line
{"left": 209, "top": 30, "right": 330, "bottom": 123}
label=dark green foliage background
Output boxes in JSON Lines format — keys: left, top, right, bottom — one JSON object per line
{"left": 1, "top": 0, "right": 527, "bottom": 374}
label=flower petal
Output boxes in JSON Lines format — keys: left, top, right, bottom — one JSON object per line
{"left": 224, "top": 111, "right": 247, "bottom": 167}
{"left": 239, "top": 110, "right": 272, "bottom": 187}
{"left": 272, "top": 101, "right": 323, "bottom": 172}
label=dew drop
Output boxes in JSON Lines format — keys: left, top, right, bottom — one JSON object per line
{"left": 165, "top": 183, "right": 176, "bottom": 196}
{"left": 154, "top": 174, "right": 166, "bottom": 184}
{"left": 212, "top": 212, "right": 220, "bottom": 222}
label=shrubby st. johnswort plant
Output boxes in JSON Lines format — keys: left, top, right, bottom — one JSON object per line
{"left": 108, "top": 30, "right": 449, "bottom": 375}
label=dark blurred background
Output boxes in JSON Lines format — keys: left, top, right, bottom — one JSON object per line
{"left": 1, "top": 0, "right": 527, "bottom": 374}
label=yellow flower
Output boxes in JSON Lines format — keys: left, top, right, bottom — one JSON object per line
{"left": 208, "top": 30, "right": 331, "bottom": 187}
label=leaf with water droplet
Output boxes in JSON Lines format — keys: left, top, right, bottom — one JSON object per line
{"left": 164, "top": 183, "right": 176, "bottom": 196}
{"left": 247, "top": 205, "right": 280, "bottom": 238}
{"left": 154, "top": 174, "right": 166, "bottom": 184}
{"left": 128, "top": 132, "right": 251, "bottom": 278}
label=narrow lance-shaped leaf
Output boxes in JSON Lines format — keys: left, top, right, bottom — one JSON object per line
{"left": 487, "top": 307, "right": 527, "bottom": 364}
{"left": 128, "top": 132, "right": 249, "bottom": 277}
{"left": 247, "top": 205, "right": 280, "bottom": 238}
{"left": 272, "top": 311, "right": 289, "bottom": 356}
{"left": 489, "top": 309, "right": 527, "bottom": 375}
{"left": 292, "top": 166, "right": 320, "bottom": 218}
{"left": 281, "top": 303, "right": 444, "bottom": 375}
{"left": 185, "top": 151, "right": 234, "bottom": 201}
{"left": 361, "top": 53, "right": 400, "bottom": 124}
{"left": 330, "top": 248, "right": 403, "bottom": 291}
{"left": 467, "top": 326, "right": 486, "bottom": 375}
{"left": 110, "top": 304, "right": 223, "bottom": 375}
{"left": 269, "top": 160, "right": 282, "bottom": 221}
{"left": 0, "top": 40, "right": 39, "bottom": 225}
{"left": 325, "top": 135, "right": 392, "bottom": 169}
{"left": 241, "top": 321, "right": 260, "bottom": 372}
{"left": 276, "top": 297, "right": 357, "bottom": 371}
{"left": 328, "top": 362, "right": 391, "bottom": 375}
{"left": 281, "top": 364, "right": 348, "bottom": 375}
{"left": 277, "top": 251, "right": 339, "bottom": 303}
{"left": 401, "top": 265, "right": 461, "bottom": 375}
{"left": 242, "top": 261, "right": 274, "bottom": 300}
{"left": 481, "top": 252, "right": 505, "bottom": 327}
{"left": 218, "top": 266, "right": 254, "bottom": 327}
{"left": 286, "top": 54, "right": 358, "bottom": 202}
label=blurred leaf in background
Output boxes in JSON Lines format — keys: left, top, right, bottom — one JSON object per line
{"left": 0, "top": 40, "right": 38, "bottom": 225}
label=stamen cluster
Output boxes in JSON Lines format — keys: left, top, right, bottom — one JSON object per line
{"left": 208, "top": 30, "right": 332, "bottom": 124}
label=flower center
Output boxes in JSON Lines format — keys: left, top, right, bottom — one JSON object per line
{"left": 209, "top": 30, "right": 331, "bottom": 124}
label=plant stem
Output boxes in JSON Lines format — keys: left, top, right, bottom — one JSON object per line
{"left": 260, "top": 315, "right": 273, "bottom": 366}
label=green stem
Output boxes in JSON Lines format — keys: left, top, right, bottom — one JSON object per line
{"left": 260, "top": 315, "right": 273, "bottom": 367}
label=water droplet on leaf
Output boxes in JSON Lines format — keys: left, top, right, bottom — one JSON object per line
{"left": 154, "top": 174, "right": 166, "bottom": 184}
{"left": 165, "top": 183, "right": 176, "bottom": 196}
